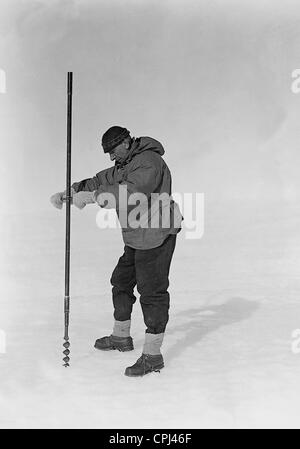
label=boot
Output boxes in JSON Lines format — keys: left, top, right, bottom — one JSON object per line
{"left": 124, "top": 353, "right": 164, "bottom": 377}
{"left": 94, "top": 335, "right": 134, "bottom": 352}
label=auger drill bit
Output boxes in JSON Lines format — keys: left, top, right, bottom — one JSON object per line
{"left": 63, "top": 341, "right": 70, "bottom": 366}
{"left": 63, "top": 72, "right": 73, "bottom": 367}
{"left": 63, "top": 296, "right": 70, "bottom": 367}
{"left": 63, "top": 248, "right": 71, "bottom": 367}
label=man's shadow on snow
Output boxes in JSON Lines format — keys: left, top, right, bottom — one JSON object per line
{"left": 165, "top": 297, "right": 259, "bottom": 361}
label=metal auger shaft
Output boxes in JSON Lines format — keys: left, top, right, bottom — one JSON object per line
{"left": 63, "top": 72, "right": 73, "bottom": 367}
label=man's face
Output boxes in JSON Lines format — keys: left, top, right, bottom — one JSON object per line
{"left": 109, "top": 141, "right": 129, "bottom": 163}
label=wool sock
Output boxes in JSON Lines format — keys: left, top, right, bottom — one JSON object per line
{"left": 143, "top": 333, "right": 164, "bottom": 355}
{"left": 112, "top": 320, "right": 131, "bottom": 338}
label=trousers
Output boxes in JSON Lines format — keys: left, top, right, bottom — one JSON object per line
{"left": 110, "top": 234, "right": 177, "bottom": 334}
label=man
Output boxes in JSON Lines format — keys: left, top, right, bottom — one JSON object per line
{"left": 50, "top": 126, "right": 182, "bottom": 377}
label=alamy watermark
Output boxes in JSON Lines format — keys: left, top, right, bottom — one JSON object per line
{"left": 291, "top": 329, "right": 300, "bottom": 354}
{"left": 291, "top": 69, "right": 300, "bottom": 94}
{"left": 94, "top": 186, "right": 204, "bottom": 240}
{"left": 288, "top": 74, "right": 300, "bottom": 355}
{"left": 0, "top": 69, "right": 6, "bottom": 94}
{"left": 0, "top": 329, "right": 6, "bottom": 354}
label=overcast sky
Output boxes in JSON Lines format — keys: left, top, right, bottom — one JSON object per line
{"left": 1, "top": 0, "right": 300, "bottom": 214}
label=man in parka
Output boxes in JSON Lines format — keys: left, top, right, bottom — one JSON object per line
{"left": 50, "top": 126, "right": 182, "bottom": 377}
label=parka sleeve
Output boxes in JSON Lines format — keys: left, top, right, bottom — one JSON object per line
{"left": 95, "top": 162, "right": 160, "bottom": 202}
{"left": 71, "top": 166, "right": 115, "bottom": 193}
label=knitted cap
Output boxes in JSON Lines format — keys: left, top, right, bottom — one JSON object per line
{"left": 102, "top": 126, "right": 130, "bottom": 153}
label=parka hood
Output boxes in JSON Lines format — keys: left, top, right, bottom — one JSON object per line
{"left": 116, "top": 136, "right": 165, "bottom": 169}
{"left": 132, "top": 136, "right": 165, "bottom": 156}
{"left": 128, "top": 136, "right": 165, "bottom": 159}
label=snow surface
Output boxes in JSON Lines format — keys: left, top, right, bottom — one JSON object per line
{"left": 1, "top": 200, "right": 300, "bottom": 429}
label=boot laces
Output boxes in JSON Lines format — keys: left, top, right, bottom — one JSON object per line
{"left": 134, "top": 354, "right": 150, "bottom": 374}
{"left": 139, "top": 354, "right": 159, "bottom": 372}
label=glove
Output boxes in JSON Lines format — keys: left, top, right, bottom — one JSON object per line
{"left": 50, "top": 191, "right": 65, "bottom": 209}
{"left": 72, "top": 191, "right": 96, "bottom": 209}
{"left": 50, "top": 188, "right": 75, "bottom": 209}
